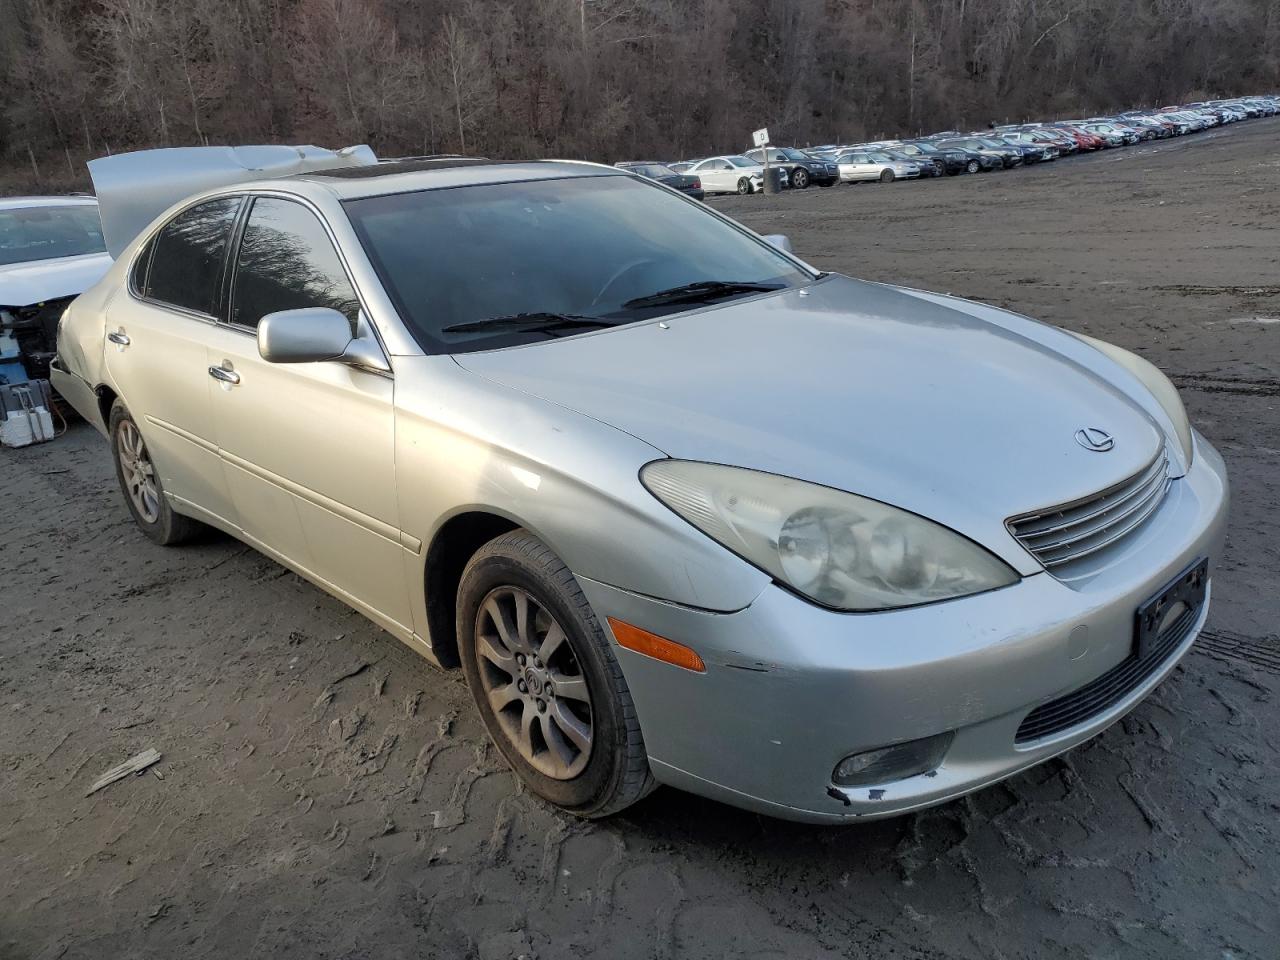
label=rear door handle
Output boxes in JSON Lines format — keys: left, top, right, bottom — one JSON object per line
{"left": 107, "top": 330, "right": 130, "bottom": 347}
{"left": 208, "top": 365, "right": 241, "bottom": 386}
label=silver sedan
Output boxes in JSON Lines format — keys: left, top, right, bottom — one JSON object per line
{"left": 53, "top": 148, "right": 1228, "bottom": 823}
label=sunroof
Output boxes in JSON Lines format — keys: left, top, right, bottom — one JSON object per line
{"left": 309, "top": 157, "right": 527, "bottom": 179}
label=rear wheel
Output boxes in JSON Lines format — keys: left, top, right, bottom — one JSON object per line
{"left": 736, "top": 177, "right": 752, "bottom": 195}
{"left": 879, "top": 169, "right": 895, "bottom": 183}
{"left": 458, "top": 530, "right": 655, "bottom": 818}
{"left": 791, "top": 168, "right": 810, "bottom": 189}
{"left": 109, "top": 400, "right": 203, "bottom": 546}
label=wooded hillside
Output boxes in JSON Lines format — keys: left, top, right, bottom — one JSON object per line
{"left": 2, "top": 0, "right": 1277, "bottom": 186}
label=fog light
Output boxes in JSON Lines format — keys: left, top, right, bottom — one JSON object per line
{"left": 832, "top": 731, "right": 954, "bottom": 787}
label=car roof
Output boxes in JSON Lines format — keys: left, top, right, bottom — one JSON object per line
{"left": 0, "top": 195, "right": 98, "bottom": 210}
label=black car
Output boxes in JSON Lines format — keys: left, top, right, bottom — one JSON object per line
{"left": 614, "top": 162, "right": 705, "bottom": 200}
{"left": 983, "top": 134, "right": 1052, "bottom": 163}
{"left": 743, "top": 147, "right": 840, "bottom": 188}
{"left": 936, "top": 137, "right": 1023, "bottom": 169}
{"left": 925, "top": 140, "right": 1003, "bottom": 173}
{"left": 895, "top": 141, "right": 973, "bottom": 175}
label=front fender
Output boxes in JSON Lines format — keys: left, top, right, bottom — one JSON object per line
{"left": 393, "top": 355, "right": 770, "bottom": 618}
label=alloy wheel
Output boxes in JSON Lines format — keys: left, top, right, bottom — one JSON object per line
{"left": 474, "top": 586, "right": 594, "bottom": 780}
{"left": 117, "top": 420, "right": 160, "bottom": 523}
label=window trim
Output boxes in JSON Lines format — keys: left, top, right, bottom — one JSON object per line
{"left": 123, "top": 187, "right": 392, "bottom": 375}
{"left": 220, "top": 190, "right": 393, "bottom": 375}
{"left": 125, "top": 194, "right": 246, "bottom": 325}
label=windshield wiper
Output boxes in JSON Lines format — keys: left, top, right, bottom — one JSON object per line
{"left": 622, "top": 280, "right": 785, "bottom": 310}
{"left": 441, "top": 312, "right": 616, "bottom": 335}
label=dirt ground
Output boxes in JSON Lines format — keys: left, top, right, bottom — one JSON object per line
{"left": 2, "top": 121, "right": 1278, "bottom": 960}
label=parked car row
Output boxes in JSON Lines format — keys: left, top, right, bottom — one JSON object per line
{"left": 615, "top": 95, "right": 1280, "bottom": 196}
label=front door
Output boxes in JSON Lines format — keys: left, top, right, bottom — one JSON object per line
{"left": 205, "top": 195, "right": 413, "bottom": 633}
{"left": 103, "top": 196, "right": 242, "bottom": 526}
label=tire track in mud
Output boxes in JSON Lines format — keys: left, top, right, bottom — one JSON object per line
{"left": 1195, "top": 630, "right": 1280, "bottom": 675}
{"left": 1171, "top": 373, "right": 1280, "bottom": 396}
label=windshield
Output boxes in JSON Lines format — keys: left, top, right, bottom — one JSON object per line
{"left": 345, "top": 175, "right": 810, "bottom": 354}
{"left": 726, "top": 156, "right": 755, "bottom": 169}
{"left": 0, "top": 203, "right": 105, "bottom": 267}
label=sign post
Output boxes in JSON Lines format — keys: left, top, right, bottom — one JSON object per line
{"left": 752, "top": 128, "right": 778, "bottom": 195}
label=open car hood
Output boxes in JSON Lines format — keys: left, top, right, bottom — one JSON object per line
{"left": 87, "top": 144, "right": 377, "bottom": 258}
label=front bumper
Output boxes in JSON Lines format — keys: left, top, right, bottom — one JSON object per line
{"left": 579, "top": 433, "right": 1228, "bottom": 823}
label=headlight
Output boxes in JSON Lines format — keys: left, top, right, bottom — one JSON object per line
{"left": 641, "top": 461, "right": 1018, "bottom": 612}
{"left": 1069, "top": 332, "right": 1194, "bottom": 465}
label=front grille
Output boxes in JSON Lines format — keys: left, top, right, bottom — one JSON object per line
{"left": 1015, "top": 601, "right": 1197, "bottom": 743}
{"left": 1008, "top": 451, "right": 1170, "bottom": 574}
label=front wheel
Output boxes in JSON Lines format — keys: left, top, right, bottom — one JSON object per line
{"left": 736, "top": 177, "right": 752, "bottom": 195}
{"left": 966, "top": 159, "right": 980, "bottom": 174}
{"left": 879, "top": 169, "right": 895, "bottom": 183}
{"left": 109, "top": 400, "right": 203, "bottom": 545}
{"left": 792, "top": 168, "right": 810, "bottom": 189}
{"left": 457, "top": 530, "right": 655, "bottom": 818}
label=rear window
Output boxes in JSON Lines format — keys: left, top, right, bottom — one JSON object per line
{"left": 0, "top": 204, "right": 105, "bottom": 267}
{"left": 142, "top": 197, "right": 241, "bottom": 316}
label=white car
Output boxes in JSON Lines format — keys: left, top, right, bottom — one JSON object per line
{"left": 686, "top": 156, "right": 770, "bottom": 195}
{"left": 1, "top": 196, "right": 112, "bottom": 384}
{"left": 834, "top": 151, "right": 922, "bottom": 184}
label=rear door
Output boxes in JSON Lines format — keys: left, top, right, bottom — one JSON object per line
{"left": 202, "top": 194, "right": 412, "bottom": 632}
{"left": 104, "top": 196, "right": 242, "bottom": 525}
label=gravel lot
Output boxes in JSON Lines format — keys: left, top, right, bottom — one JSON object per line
{"left": 2, "top": 121, "right": 1278, "bottom": 960}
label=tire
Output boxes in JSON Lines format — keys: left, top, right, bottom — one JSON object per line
{"left": 879, "top": 169, "right": 895, "bottom": 183}
{"left": 109, "top": 400, "right": 203, "bottom": 546}
{"left": 457, "top": 530, "right": 655, "bottom": 818}
{"left": 736, "top": 177, "right": 752, "bottom": 195}
{"left": 792, "top": 168, "right": 810, "bottom": 189}
{"left": 966, "top": 159, "right": 980, "bottom": 174}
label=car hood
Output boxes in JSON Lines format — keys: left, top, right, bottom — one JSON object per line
{"left": 0, "top": 252, "right": 113, "bottom": 307}
{"left": 455, "top": 276, "right": 1165, "bottom": 570}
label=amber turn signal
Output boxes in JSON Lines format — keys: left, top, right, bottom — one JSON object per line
{"left": 606, "top": 617, "right": 706, "bottom": 673}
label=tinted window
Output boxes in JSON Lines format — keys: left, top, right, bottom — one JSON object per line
{"left": 0, "top": 204, "right": 106, "bottom": 267}
{"left": 230, "top": 198, "right": 359, "bottom": 331}
{"left": 345, "top": 175, "right": 809, "bottom": 355}
{"left": 144, "top": 198, "right": 241, "bottom": 315}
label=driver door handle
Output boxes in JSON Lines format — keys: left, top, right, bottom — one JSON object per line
{"left": 208, "top": 365, "right": 241, "bottom": 386}
{"left": 107, "top": 330, "right": 130, "bottom": 347}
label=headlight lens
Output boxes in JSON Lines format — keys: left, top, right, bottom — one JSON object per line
{"left": 1069, "top": 332, "right": 1194, "bottom": 466}
{"left": 641, "top": 461, "right": 1018, "bottom": 612}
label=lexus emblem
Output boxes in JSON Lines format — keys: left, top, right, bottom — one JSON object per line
{"left": 1075, "top": 427, "right": 1115, "bottom": 452}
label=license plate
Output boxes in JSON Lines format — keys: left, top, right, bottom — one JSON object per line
{"left": 1134, "top": 558, "right": 1208, "bottom": 660}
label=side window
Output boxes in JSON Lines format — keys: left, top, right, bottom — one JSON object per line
{"left": 230, "top": 197, "right": 359, "bottom": 331}
{"left": 144, "top": 197, "right": 241, "bottom": 315}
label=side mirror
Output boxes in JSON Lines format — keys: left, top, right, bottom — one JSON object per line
{"left": 258, "top": 307, "right": 390, "bottom": 372}
{"left": 763, "top": 234, "right": 793, "bottom": 254}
